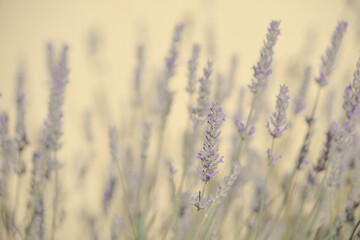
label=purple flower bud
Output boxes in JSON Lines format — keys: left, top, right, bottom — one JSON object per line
{"left": 343, "top": 121, "right": 350, "bottom": 132}
{"left": 248, "top": 126, "right": 255, "bottom": 136}
{"left": 267, "top": 85, "right": 289, "bottom": 138}
{"left": 249, "top": 20, "right": 281, "bottom": 94}
{"left": 234, "top": 119, "right": 245, "bottom": 132}
{"left": 267, "top": 148, "right": 281, "bottom": 165}
{"left": 331, "top": 122, "right": 338, "bottom": 132}
{"left": 197, "top": 102, "right": 225, "bottom": 182}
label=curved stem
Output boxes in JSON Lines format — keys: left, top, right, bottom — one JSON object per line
{"left": 349, "top": 220, "right": 360, "bottom": 240}
{"left": 232, "top": 94, "right": 257, "bottom": 163}
{"left": 50, "top": 151, "right": 58, "bottom": 240}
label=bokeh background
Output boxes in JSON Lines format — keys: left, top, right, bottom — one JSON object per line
{"left": 1, "top": 0, "right": 360, "bottom": 238}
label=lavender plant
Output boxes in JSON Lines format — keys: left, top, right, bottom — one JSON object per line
{"left": 2, "top": 16, "right": 360, "bottom": 240}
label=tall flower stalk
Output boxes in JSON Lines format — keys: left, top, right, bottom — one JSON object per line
{"left": 11, "top": 66, "right": 28, "bottom": 237}
{"left": 45, "top": 44, "right": 69, "bottom": 240}
{"left": 189, "top": 102, "right": 225, "bottom": 239}
{"left": 233, "top": 20, "right": 281, "bottom": 163}
{"left": 254, "top": 85, "right": 289, "bottom": 240}
{"left": 295, "top": 21, "right": 347, "bottom": 171}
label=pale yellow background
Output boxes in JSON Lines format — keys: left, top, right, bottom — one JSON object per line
{"left": 1, "top": 0, "right": 360, "bottom": 239}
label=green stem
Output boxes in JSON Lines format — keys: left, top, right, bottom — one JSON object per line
{"left": 300, "top": 172, "right": 328, "bottom": 240}
{"left": 310, "top": 85, "right": 321, "bottom": 121}
{"left": 232, "top": 94, "right": 257, "bottom": 163}
{"left": 189, "top": 182, "right": 207, "bottom": 240}
{"left": 201, "top": 208, "right": 218, "bottom": 240}
{"left": 253, "top": 137, "right": 275, "bottom": 240}
{"left": 50, "top": 151, "right": 59, "bottom": 240}
{"left": 11, "top": 151, "right": 23, "bottom": 239}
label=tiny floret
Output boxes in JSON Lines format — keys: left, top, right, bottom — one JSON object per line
{"left": 267, "top": 85, "right": 289, "bottom": 138}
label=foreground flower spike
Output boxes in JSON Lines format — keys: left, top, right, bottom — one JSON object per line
{"left": 44, "top": 44, "right": 69, "bottom": 151}
{"left": 267, "top": 85, "right": 290, "bottom": 138}
{"left": 249, "top": 20, "right": 281, "bottom": 94}
{"left": 315, "top": 21, "right": 347, "bottom": 87}
{"left": 197, "top": 102, "right": 225, "bottom": 182}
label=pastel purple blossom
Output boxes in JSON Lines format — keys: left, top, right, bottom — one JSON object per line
{"left": 163, "top": 23, "right": 185, "bottom": 83}
{"left": 43, "top": 44, "right": 69, "bottom": 151}
{"left": 343, "top": 56, "right": 360, "bottom": 123}
{"left": 186, "top": 44, "right": 200, "bottom": 94}
{"left": 234, "top": 119, "right": 245, "bottom": 132}
{"left": 249, "top": 20, "right": 281, "bottom": 94}
{"left": 316, "top": 21, "right": 347, "bottom": 87}
{"left": 267, "top": 85, "right": 290, "bottom": 138}
{"left": 248, "top": 126, "right": 255, "bottom": 136}
{"left": 194, "top": 61, "right": 213, "bottom": 120}
{"left": 197, "top": 102, "right": 225, "bottom": 182}
{"left": 267, "top": 148, "right": 282, "bottom": 165}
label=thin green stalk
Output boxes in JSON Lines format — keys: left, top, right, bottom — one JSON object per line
{"left": 11, "top": 151, "right": 23, "bottom": 240}
{"left": 328, "top": 189, "right": 334, "bottom": 239}
{"left": 201, "top": 208, "right": 219, "bottom": 240}
{"left": 232, "top": 94, "right": 257, "bottom": 163}
{"left": 289, "top": 193, "right": 307, "bottom": 239}
{"left": 50, "top": 151, "right": 59, "bottom": 240}
{"left": 253, "top": 164, "right": 272, "bottom": 240}
{"left": 189, "top": 182, "right": 207, "bottom": 240}
{"left": 114, "top": 161, "right": 136, "bottom": 236}
{"left": 253, "top": 137, "right": 275, "bottom": 240}
{"left": 349, "top": 220, "right": 360, "bottom": 240}
{"left": 266, "top": 170, "right": 298, "bottom": 239}
{"left": 300, "top": 172, "right": 328, "bottom": 240}
{"left": 310, "top": 85, "right": 321, "bottom": 121}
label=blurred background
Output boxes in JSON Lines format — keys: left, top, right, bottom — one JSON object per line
{"left": 1, "top": 0, "right": 360, "bottom": 239}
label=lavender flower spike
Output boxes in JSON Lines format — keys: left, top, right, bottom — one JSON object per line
{"left": 197, "top": 102, "right": 225, "bottom": 182}
{"left": 186, "top": 44, "right": 200, "bottom": 94}
{"left": 249, "top": 20, "right": 281, "bottom": 94}
{"left": 267, "top": 85, "right": 290, "bottom": 138}
{"left": 193, "top": 61, "right": 213, "bottom": 120}
{"left": 45, "top": 44, "right": 69, "bottom": 151}
{"left": 315, "top": 21, "right": 347, "bottom": 87}
{"left": 164, "top": 23, "right": 185, "bottom": 85}
{"left": 15, "top": 67, "right": 29, "bottom": 151}
{"left": 343, "top": 55, "right": 360, "bottom": 122}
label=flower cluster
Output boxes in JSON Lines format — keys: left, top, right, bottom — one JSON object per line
{"left": 315, "top": 21, "right": 347, "bottom": 87}
{"left": 186, "top": 44, "right": 200, "bottom": 94}
{"left": 249, "top": 20, "right": 281, "bottom": 94}
{"left": 267, "top": 85, "right": 289, "bottom": 138}
{"left": 205, "top": 162, "right": 241, "bottom": 214}
{"left": 197, "top": 102, "right": 225, "bottom": 182}
{"left": 234, "top": 118, "right": 255, "bottom": 137}
{"left": 193, "top": 61, "right": 213, "bottom": 120}
{"left": 43, "top": 44, "right": 69, "bottom": 151}
{"left": 15, "top": 68, "right": 29, "bottom": 151}
{"left": 164, "top": 23, "right": 185, "bottom": 84}
{"left": 313, "top": 127, "right": 335, "bottom": 172}
{"left": 343, "top": 56, "right": 360, "bottom": 123}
